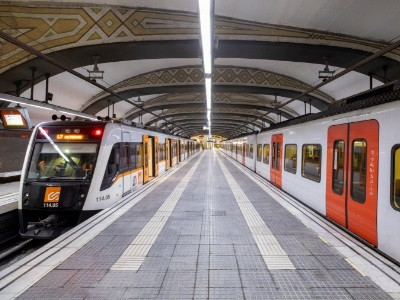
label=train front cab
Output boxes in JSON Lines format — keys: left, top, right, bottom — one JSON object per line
{"left": 19, "top": 123, "right": 106, "bottom": 239}
{"left": 326, "top": 120, "right": 379, "bottom": 246}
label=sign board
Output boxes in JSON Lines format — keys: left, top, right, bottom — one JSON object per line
{"left": 0, "top": 107, "right": 32, "bottom": 129}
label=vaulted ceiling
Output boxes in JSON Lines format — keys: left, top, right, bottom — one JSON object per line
{"left": 0, "top": 1, "right": 399, "bottom": 138}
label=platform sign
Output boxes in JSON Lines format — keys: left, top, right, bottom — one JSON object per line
{"left": 0, "top": 107, "right": 32, "bottom": 129}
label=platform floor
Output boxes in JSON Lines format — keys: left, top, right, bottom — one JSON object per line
{"left": 7, "top": 151, "right": 400, "bottom": 299}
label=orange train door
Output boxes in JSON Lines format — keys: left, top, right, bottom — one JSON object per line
{"left": 242, "top": 143, "right": 246, "bottom": 165}
{"left": 165, "top": 138, "right": 170, "bottom": 170}
{"left": 142, "top": 135, "right": 149, "bottom": 184}
{"left": 326, "top": 120, "right": 378, "bottom": 246}
{"left": 154, "top": 136, "right": 159, "bottom": 176}
{"left": 270, "top": 134, "right": 283, "bottom": 188}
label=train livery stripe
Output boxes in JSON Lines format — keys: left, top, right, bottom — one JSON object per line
{"left": 215, "top": 152, "right": 295, "bottom": 270}
{"left": 111, "top": 152, "right": 205, "bottom": 271}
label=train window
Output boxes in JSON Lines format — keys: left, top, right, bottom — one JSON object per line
{"left": 136, "top": 145, "right": 143, "bottom": 169}
{"left": 263, "top": 144, "right": 270, "bottom": 164}
{"left": 391, "top": 145, "right": 400, "bottom": 211}
{"left": 120, "top": 143, "right": 129, "bottom": 169}
{"left": 249, "top": 144, "right": 254, "bottom": 159}
{"left": 129, "top": 144, "right": 136, "bottom": 169}
{"left": 272, "top": 143, "right": 276, "bottom": 169}
{"left": 277, "top": 142, "right": 281, "bottom": 170}
{"left": 284, "top": 144, "right": 297, "bottom": 174}
{"left": 332, "top": 140, "right": 345, "bottom": 194}
{"left": 351, "top": 139, "right": 367, "bottom": 203}
{"left": 101, "top": 144, "right": 120, "bottom": 191}
{"left": 257, "top": 144, "right": 262, "bottom": 162}
{"left": 302, "top": 144, "right": 322, "bottom": 182}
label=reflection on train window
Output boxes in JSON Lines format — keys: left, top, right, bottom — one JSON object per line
{"left": 302, "top": 144, "right": 321, "bottom": 182}
{"left": 392, "top": 146, "right": 400, "bottom": 211}
{"left": 351, "top": 139, "right": 367, "bottom": 203}
{"left": 249, "top": 144, "right": 254, "bottom": 159}
{"left": 257, "top": 144, "right": 262, "bottom": 161}
{"left": 332, "top": 140, "right": 345, "bottom": 194}
{"left": 263, "top": 144, "right": 270, "bottom": 164}
{"left": 284, "top": 144, "right": 297, "bottom": 174}
{"left": 101, "top": 144, "right": 119, "bottom": 190}
{"left": 28, "top": 142, "right": 98, "bottom": 181}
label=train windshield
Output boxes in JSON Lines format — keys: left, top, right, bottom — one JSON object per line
{"left": 27, "top": 142, "right": 98, "bottom": 181}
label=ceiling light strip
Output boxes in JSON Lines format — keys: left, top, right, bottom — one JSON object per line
{"left": 199, "top": 0, "right": 213, "bottom": 139}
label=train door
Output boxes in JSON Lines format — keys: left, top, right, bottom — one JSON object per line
{"left": 270, "top": 134, "right": 283, "bottom": 188}
{"left": 165, "top": 138, "right": 170, "bottom": 170}
{"left": 122, "top": 132, "right": 131, "bottom": 195}
{"left": 326, "top": 120, "right": 378, "bottom": 246}
{"left": 143, "top": 135, "right": 149, "bottom": 184}
{"left": 242, "top": 143, "right": 246, "bottom": 165}
{"left": 154, "top": 136, "right": 159, "bottom": 176}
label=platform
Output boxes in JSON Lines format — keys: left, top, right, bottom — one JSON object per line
{"left": 0, "top": 150, "right": 399, "bottom": 299}
{"left": 0, "top": 182, "right": 18, "bottom": 214}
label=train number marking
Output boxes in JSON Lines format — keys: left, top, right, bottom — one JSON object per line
{"left": 44, "top": 202, "right": 58, "bottom": 208}
{"left": 96, "top": 195, "right": 110, "bottom": 202}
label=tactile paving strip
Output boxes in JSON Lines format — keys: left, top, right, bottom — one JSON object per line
{"left": 215, "top": 154, "right": 295, "bottom": 270}
{"left": 111, "top": 152, "right": 205, "bottom": 271}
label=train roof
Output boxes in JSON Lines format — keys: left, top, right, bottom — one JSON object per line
{"left": 227, "top": 80, "right": 400, "bottom": 141}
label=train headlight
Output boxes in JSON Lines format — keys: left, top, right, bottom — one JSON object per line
{"left": 80, "top": 194, "right": 85, "bottom": 198}
{"left": 25, "top": 192, "right": 29, "bottom": 197}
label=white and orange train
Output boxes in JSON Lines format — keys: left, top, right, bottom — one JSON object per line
{"left": 18, "top": 121, "right": 200, "bottom": 239}
{"left": 221, "top": 82, "right": 400, "bottom": 263}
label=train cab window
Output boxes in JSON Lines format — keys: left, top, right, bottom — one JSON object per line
{"left": 263, "top": 144, "right": 270, "bottom": 164}
{"left": 391, "top": 145, "right": 400, "bottom": 211}
{"left": 257, "top": 144, "right": 262, "bottom": 162}
{"left": 28, "top": 142, "right": 98, "bottom": 181}
{"left": 101, "top": 144, "right": 120, "bottom": 190}
{"left": 284, "top": 144, "right": 297, "bottom": 174}
{"left": 332, "top": 140, "right": 345, "bottom": 194}
{"left": 301, "top": 144, "right": 322, "bottom": 182}
{"left": 351, "top": 139, "right": 367, "bottom": 203}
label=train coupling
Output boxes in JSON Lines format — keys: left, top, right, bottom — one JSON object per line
{"left": 22, "top": 214, "right": 68, "bottom": 239}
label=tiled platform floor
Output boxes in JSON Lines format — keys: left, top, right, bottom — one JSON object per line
{"left": 18, "top": 151, "right": 395, "bottom": 299}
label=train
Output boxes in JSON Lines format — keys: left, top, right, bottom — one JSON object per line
{"left": 18, "top": 121, "right": 200, "bottom": 239}
{"left": 221, "top": 81, "right": 400, "bottom": 264}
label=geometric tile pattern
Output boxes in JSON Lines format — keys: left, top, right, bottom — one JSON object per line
{"left": 1, "top": 4, "right": 399, "bottom": 75}
{"left": 82, "top": 65, "right": 334, "bottom": 113}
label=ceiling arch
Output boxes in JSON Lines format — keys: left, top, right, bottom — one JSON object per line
{"left": 124, "top": 92, "right": 299, "bottom": 120}
{"left": 1, "top": 4, "right": 399, "bottom": 96}
{"left": 79, "top": 65, "right": 333, "bottom": 116}
{"left": 144, "top": 106, "right": 277, "bottom": 127}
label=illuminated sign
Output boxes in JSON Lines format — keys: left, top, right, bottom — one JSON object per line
{"left": 56, "top": 134, "right": 84, "bottom": 140}
{"left": 0, "top": 108, "right": 32, "bottom": 129}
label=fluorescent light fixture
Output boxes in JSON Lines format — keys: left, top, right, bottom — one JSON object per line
{"left": 38, "top": 127, "right": 70, "bottom": 162}
{"left": 207, "top": 109, "right": 211, "bottom": 120}
{"left": 205, "top": 77, "right": 211, "bottom": 109}
{"left": 199, "top": 0, "right": 212, "bottom": 74}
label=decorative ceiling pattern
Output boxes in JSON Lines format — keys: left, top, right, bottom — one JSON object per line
{"left": 81, "top": 65, "right": 333, "bottom": 114}
{"left": 1, "top": 4, "right": 399, "bottom": 75}
{"left": 124, "top": 92, "right": 298, "bottom": 120}
{"left": 144, "top": 106, "right": 277, "bottom": 127}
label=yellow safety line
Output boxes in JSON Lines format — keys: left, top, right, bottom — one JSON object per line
{"left": 345, "top": 258, "right": 366, "bottom": 276}
{"left": 0, "top": 192, "right": 18, "bottom": 199}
